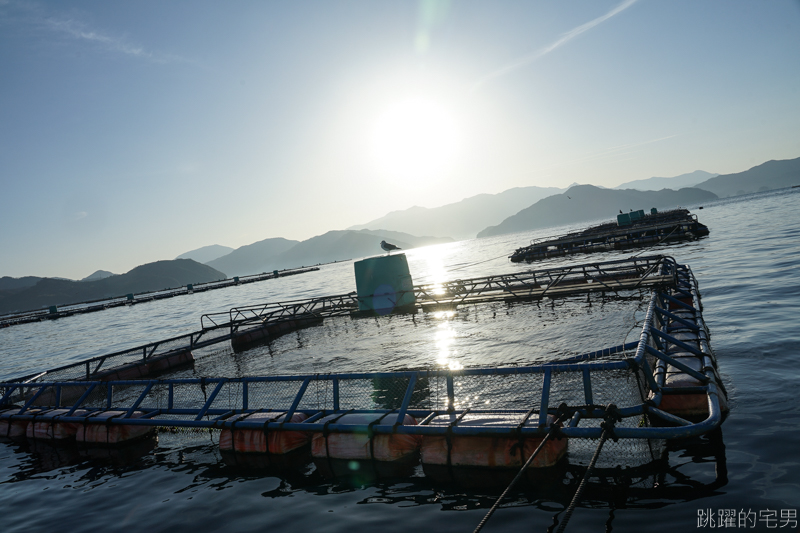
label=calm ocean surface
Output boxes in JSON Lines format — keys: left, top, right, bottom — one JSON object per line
{"left": 1, "top": 187, "right": 798, "bottom": 532}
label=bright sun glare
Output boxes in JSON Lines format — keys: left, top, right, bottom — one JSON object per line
{"left": 370, "top": 98, "right": 459, "bottom": 183}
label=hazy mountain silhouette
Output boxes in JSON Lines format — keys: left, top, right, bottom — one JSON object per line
{"left": 0, "top": 276, "right": 42, "bottom": 295}
{"left": 80, "top": 270, "right": 117, "bottom": 282}
{"left": 205, "top": 237, "right": 300, "bottom": 277}
{"left": 206, "top": 230, "right": 451, "bottom": 276}
{"left": 176, "top": 244, "right": 234, "bottom": 264}
{"left": 693, "top": 156, "right": 800, "bottom": 197}
{"left": 0, "top": 259, "right": 225, "bottom": 315}
{"left": 270, "top": 230, "right": 451, "bottom": 271}
{"left": 615, "top": 170, "right": 718, "bottom": 191}
{"left": 477, "top": 185, "right": 718, "bottom": 238}
{"left": 348, "top": 186, "right": 564, "bottom": 240}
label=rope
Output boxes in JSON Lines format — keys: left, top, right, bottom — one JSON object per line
{"left": 630, "top": 224, "right": 681, "bottom": 258}
{"left": 554, "top": 404, "right": 621, "bottom": 533}
{"left": 472, "top": 404, "right": 569, "bottom": 533}
{"left": 445, "top": 252, "right": 511, "bottom": 274}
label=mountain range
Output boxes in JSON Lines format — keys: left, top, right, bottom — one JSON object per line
{"left": 347, "top": 186, "right": 564, "bottom": 240}
{"left": 176, "top": 244, "right": 234, "bottom": 264}
{"left": 691, "top": 157, "right": 800, "bottom": 197}
{"left": 4, "top": 154, "right": 797, "bottom": 314}
{"left": 203, "top": 230, "right": 451, "bottom": 277}
{"left": 614, "top": 170, "right": 718, "bottom": 191}
{"left": 0, "top": 260, "right": 225, "bottom": 315}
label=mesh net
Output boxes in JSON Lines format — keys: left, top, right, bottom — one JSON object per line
{"left": 0, "top": 288, "right": 673, "bottom": 470}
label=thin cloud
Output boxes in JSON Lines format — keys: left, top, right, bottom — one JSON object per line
{"left": 44, "top": 17, "right": 190, "bottom": 64}
{"left": 0, "top": 2, "right": 193, "bottom": 65}
{"left": 474, "top": 0, "right": 638, "bottom": 89}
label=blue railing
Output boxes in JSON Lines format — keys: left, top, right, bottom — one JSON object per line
{"left": 0, "top": 258, "right": 726, "bottom": 442}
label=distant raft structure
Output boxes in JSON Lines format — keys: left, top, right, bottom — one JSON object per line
{"left": 510, "top": 208, "right": 709, "bottom": 263}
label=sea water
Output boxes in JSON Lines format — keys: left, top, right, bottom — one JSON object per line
{"left": 1, "top": 187, "right": 798, "bottom": 532}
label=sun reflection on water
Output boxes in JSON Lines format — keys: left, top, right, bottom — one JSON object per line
{"left": 433, "top": 313, "right": 463, "bottom": 370}
{"left": 412, "top": 246, "right": 450, "bottom": 295}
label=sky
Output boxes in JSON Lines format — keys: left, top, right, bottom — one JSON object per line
{"left": 1, "top": 0, "right": 799, "bottom": 279}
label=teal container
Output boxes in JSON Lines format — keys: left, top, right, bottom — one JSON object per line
{"left": 187, "top": 284, "right": 193, "bottom": 291}
{"left": 233, "top": 276, "right": 240, "bottom": 284}
{"left": 48, "top": 305, "right": 58, "bottom": 314}
{"left": 651, "top": 207, "right": 658, "bottom": 215}
{"left": 126, "top": 293, "right": 134, "bottom": 301}
{"left": 273, "top": 270, "right": 279, "bottom": 277}
{"left": 354, "top": 254, "right": 415, "bottom": 315}
{"left": 617, "top": 213, "right": 631, "bottom": 226}
{"left": 630, "top": 210, "right": 643, "bottom": 222}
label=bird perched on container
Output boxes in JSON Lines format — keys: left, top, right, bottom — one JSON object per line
{"left": 380, "top": 240, "right": 401, "bottom": 254}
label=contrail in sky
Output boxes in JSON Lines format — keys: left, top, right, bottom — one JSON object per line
{"left": 45, "top": 17, "right": 156, "bottom": 60}
{"left": 473, "top": 0, "right": 638, "bottom": 90}
{"left": 0, "top": 1, "right": 192, "bottom": 64}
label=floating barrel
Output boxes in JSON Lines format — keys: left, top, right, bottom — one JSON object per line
{"left": 76, "top": 411, "right": 154, "bottom": 445}
{"left": 420, "top": 413, "right": 566, "bottom": 469}
{"left": 311, "top": 412, "right": 421, "bottom": 462}
{"left": 219, "top": 412, "right": 310, "bottom": 454}
{"left": 93, "top": 349, "right": 195, "bottom": 381}
{"left": 0, "top": 407, "right": 36, "bottom": 439}
{"left": 230, "top": 317, "right": 323, "bottom": 352}
{"left": 27, "top": 409, "right": 91, "bottom": 440}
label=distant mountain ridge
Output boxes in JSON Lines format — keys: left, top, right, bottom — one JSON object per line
{"left": 204, "top": 230, "right": 451, "bottom": 277}
{"left": 478, "top": 185, "right": 718, "bottom": 238}
{"left": 693, "top": 156, "right": 800, "bottom": 197}
{"left": 80, "top": 270, "right": 117, "bottom": 282}
{"left": 0, "top": 276, "right": 42, "bottom": 294}
{"left": 176, "top": 244, "right": 234, "bottom": 264}
{"left": 348, "top": 186, "right": 564, "bottom": 240}
{"left": 614, "top": 170, "right": 718, "bottom": 191}
{"left": 205, "top": 237, "right": 300, "bottom": 277}
{"left": 0, "top": 259, "right": 225, "bottom": 315}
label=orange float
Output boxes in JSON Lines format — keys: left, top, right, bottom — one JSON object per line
{"left": 311, "top": 412, "right": 420, "bottom": 462}
{"left": 76, "top": 410, "right": 154, "bottom": 445}
{"left": 219, "top": 412, "right": 310, "bottom": 454}
{"left": 420, "top": 413, "right": 566, "bottom": 468}
{"left": 26, "top": 409, "right": 91, "bottom": 440}
{"left": 0, "top": 407, "right": 35, "bottom": 439}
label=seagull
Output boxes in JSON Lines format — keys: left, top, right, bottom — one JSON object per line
{"left": 380, "top": 240, "right": 401, "bottom": 254}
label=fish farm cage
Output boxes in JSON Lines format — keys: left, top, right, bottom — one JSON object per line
{"left": 510, "top": 208, "right": 710, "bottom": 263}
{"left": 0, "top": 255, "right": 729, "bottom": 530}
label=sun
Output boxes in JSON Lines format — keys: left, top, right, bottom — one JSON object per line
{"left": 370, "top": 98, "right": 459, "bottom": 183}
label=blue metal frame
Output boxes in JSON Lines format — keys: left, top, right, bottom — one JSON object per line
{"left": 0, "top": 257, "right": 725, "bottom": 443}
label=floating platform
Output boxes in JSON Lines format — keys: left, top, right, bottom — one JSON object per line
{"left": 1, "top": 256, "right": 728, "bottom": 477}
{"left": 0, "top": 266, "right": 320, "bottom": 329}
{"left": 510, "top": 209, "right": 709, "bottom": 263}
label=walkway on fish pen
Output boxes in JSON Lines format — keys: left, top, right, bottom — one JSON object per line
{"left": 1, "top": 255, "right": 726, "bottom": 445}
{"left": 7, "top": 255, "right": 673, "bottom": 384}
{"left": 0, "top": 255, "right": 729, "bottom": 531}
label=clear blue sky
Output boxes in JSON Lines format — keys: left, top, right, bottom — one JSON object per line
{"left": 1, "top": 0, "right": 798, "bottom": 279}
